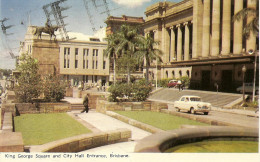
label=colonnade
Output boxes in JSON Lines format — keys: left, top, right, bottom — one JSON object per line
{"left": 198, "top": 0, "right": 257, "bottom": 59}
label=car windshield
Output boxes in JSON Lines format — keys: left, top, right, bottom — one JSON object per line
{"left": 190, "top": 97, "right": 201, "bottom": 101}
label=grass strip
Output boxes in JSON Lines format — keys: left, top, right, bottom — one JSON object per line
{"left": 114, "top": 111, "right": 208, "bottom": 130}
{"left": 165, "top": 140, "right": 259, "bottom": 153}
{"left": 14, "top": 113, "right": 91, "bottom": 145}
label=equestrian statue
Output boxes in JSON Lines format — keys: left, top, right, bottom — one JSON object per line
{"left": 33, "top": 19, "right": 59, "bottom": 40}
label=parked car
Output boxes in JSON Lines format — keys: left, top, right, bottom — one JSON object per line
{"left": 236, "top": 83, "right": 259, "bottom": 95}
{"left": 174, "top": 95, "right": 211, "bottom": 115}
{"left": 167, "top": 80, "right": 178, "bottom": 88}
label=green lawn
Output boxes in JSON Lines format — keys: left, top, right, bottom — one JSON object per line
{"left": 114, "top": 111, "right": 208, "bottom": 130}
{"left": 165, "top": 140, "right": 259, "bottom": 153}
{"left": 14, "top": 113, "right": 91, "bottom": 145}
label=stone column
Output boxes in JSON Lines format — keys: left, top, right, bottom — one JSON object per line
{"left": 233, "top": 0, "right": 243, "bottom": 54}
{"left": 192, "top": 0, "right": 203, "bottom": 59}
{"left": 221, "top": 0, "right": 231, "bottom": 56}
{"left": 211, "top": 0, "right": 220, "bottom": 57}
{"left": 184, "top": 22, "right": 190, "bottom": 61}
{"left": 164, "top": 27, "right": 170, "bottom": 63}
{"left": 246, "top": 0, "right": 257, "bottom": 52}
{"left": 202, "top": 0, "right": 210, "bottom": 58}
{"left": 170, "top": 26, "right": 176, "bottom": 61}
{"left": 177, "top": 24, "right": 182, "bottom": 61}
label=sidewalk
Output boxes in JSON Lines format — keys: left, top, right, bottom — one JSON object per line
{"left": 75, "top": 110, "right": 151, "bottom": 153}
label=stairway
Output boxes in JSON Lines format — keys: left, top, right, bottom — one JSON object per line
{"left": 70, "top": 103, "right": 85, "bottom": 111}
{"left": 149, "top": 88, "right": 242, "bottom": 108}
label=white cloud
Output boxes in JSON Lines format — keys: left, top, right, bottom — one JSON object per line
{"left": 112, "top": 0, "right": 151, "bottom": 8}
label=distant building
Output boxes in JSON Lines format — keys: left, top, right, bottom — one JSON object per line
{"left": 59, "top": 39, "right": 109, "bottom": 87}
{"left": 143, "top": 0, "right": 259, "bottom": 92}
{"left": 105, "top": 15, "right": 145, "bottom": 35}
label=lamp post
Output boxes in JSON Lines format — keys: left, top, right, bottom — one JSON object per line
{"left": 248, "top": 49, "right": 257, "bottom": 102}
{"left": 242, "top": 65, "right": 247, "bottom": 103}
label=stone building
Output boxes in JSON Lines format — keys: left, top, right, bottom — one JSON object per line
{"left": 19, "top": 26, "right": 60, "bottom": 75}
{"left": 19, "top": 26, "right": 110, "bottom": 87}
{"left": 59, "top": 39, "right": 109, "bottom": 87}
{"left": 105, "top": 15, "right": 145, "bottom": 35}
{"left": 143, "top": 0, "right": 258, "bottom": 92}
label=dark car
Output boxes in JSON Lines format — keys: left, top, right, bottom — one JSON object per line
{"left": 167, "top": 80, "right": 178, "bottom": 88}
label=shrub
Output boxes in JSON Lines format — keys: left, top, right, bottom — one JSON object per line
{"left": 158, "top": 78, "right": 172, "bottom": 87}
{"left": 108, "top": 80, "right": 152, "bottom": 102}
{"left": 179, "top": 76, "right": 190, "bottom": 88}
{"left": 132, "top": 80, "right": 152, "bottom": 101}
{"left": 14, "top": 53, "right": 41, "bottom": 103}
{"left": 42, "top": 75, "right": 66, "bottom": 102}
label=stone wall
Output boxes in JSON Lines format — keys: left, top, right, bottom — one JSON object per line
{"left": 15, "top": 103, "right": 71, "bottom": 115}
{"left": 0, "top": 132, "right": 24, "bottom": 152}
{"left": 30, "top": 128, "right": 131, "bottom": 152}
{"left": 96, "top": 100, "right": 167, "bottom": 113}
{"left": 135, "top": 126, "right": 259, "bottom": 152}
{"left": 0, "top": 112, "right": 24, "bottom": 152}
{"left": 65, "top": 88, "right": 73, "bottom": 97}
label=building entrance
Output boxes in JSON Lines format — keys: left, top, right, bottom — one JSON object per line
{"left": 221, "top": 70, "right": 233, "bottom": 92}
{"left": 201, "top": 71, "right": 211, "bottom": 90}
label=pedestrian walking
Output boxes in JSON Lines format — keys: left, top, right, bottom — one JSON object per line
{"left": 81, "top": 94, "right": 90, "bottom": 113}
{"left": 177, "top": 80, "right": 182, "bottom": 92}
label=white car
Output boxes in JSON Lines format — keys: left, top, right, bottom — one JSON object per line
{"left": 236, "top": 83, "right": 259, "bottom": 95}
{"left": 174, "top": 95, "right": 211, "bottom": 115}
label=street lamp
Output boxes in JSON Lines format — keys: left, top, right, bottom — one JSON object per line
{"left": 248, "top": 49, "right": 257, "bottom": 102}
{"left": 242, "top": 64, "right": 247, "bottom": 103}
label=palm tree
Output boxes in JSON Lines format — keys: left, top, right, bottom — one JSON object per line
{"left": 104, "top": 33, "right": 120, "bottom": 84}
{"left": 233, "top": 0, "right": 259, "bottom": 38}
{"left": 116, "top": 25, "right": 142, "bottom": 84}
{"left": 135, "top": 34, "right": 163, "bottom": 82}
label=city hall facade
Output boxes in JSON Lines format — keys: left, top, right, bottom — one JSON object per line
{"left": 143, "top": 0, "right": 258, "bottom": 92}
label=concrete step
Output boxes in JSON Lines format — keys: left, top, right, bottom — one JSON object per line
{"left": 71, "top": 104, "right": 84, "bottom": 110}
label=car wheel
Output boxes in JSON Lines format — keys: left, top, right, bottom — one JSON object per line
{"left": 175, "top": 107, "right": 180, "bottom": 112}
{"left": 204, "top": 112, "right": 209, "bottom": 115}
{"left": 190, "top": 108, "right": 195, "bottom": 114}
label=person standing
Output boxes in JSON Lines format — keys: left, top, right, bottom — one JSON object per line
{"left": 81, "top": 94, "right": 89, "bottom": 113}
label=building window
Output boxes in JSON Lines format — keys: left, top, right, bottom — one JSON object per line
{"left": 75, "top": 48, "right": 78, "bottom": 55}
{"left": 64, "top": 47, "right": 70, "bottom": 68}
{"left": 96, "top": 61, "right": 98, "bottom": 69}
{"left": 186, "top": 70, "right": 190, "bottom": 77}
{"left": 95, "top": 76, "right": 97, "bottom": 83}
{"left": 93, "top": 49, "right": 98, "bottom": 56}
{"left": 67, "top": 60, "right": 70, "bottom": 68}
{"left": 87, "top": 60, "right": 89, "bottom": 69}
{"left": 166, "top": 71, "right": 168, "bottom": 78}
{"left": 75, "top": 60, "right": 78, "bottom": 68}
{"left": 179, "top": 70, "right": 182, "bottom": 77}
{"left": 83, "top": 48, "right": 89, "bottom": 56}
{"left": 172, "top": 71, "right": 175, "bottom": 78}
{"left": 92, "top": 60, "right": 95, "bottom": 69}
{"left": 103, "top": 61, "right": 106, "bottom": 69}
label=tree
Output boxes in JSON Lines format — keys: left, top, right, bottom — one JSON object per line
{"left": 42, "top": 74, "right": 66, "bottom": 102}
{"left": 233, "top": 0, "right": 259, "bottom": 38}
{"left": 104, "top": 33, "right": 120, "bottom": 84}
{"left": 116, "top": 25, "right": 142, "bottom": 84}
{"left": 135, "top": 34, "right": 163, "bottom": 82}
{"left": 14, "top": 53, "right": 41, "bottom": 103}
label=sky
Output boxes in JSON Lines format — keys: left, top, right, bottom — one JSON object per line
{"left": 0, "top": 0, "right": 182, "bottom": 69}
